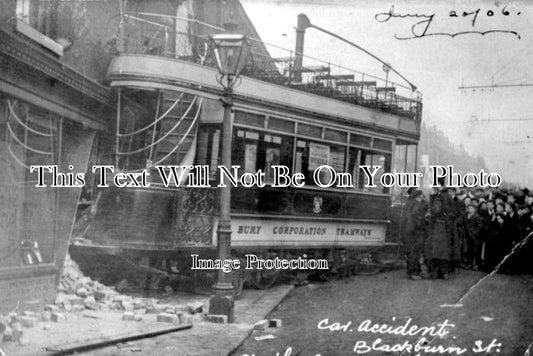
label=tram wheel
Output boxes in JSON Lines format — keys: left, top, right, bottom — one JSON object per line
{"left": 248, "top": 269, "right": 280, "bottom": 289}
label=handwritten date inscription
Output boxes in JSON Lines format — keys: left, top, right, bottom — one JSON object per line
{"left": 375, "top": 5, "right": 521, "bottom": 40}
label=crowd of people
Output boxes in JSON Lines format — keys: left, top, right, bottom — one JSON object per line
{"left": 403, "top": 180, "right": 533, "bottom": 280}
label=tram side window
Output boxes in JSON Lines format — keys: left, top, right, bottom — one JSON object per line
{"left": 348, "top": 147, "right": 391, "bottom": 194}
{"left": 294, "top": 140, "right": 346, "bottom": 186}
{"left": 391, "top": 142, "right": 418, "bottom": 203}
{"left": 361, "top": 151, "right": 391, "bottom": 193}
{"left": 232, "top": 129, "right": 293, "bottom": 182}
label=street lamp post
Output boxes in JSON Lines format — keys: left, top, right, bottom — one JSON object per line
{"left": 208, "top": 34, "right": 250, "bottom": 323}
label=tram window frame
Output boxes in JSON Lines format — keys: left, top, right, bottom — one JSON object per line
{"left": 195, "top": 125, "right": 221, "bottom": 179}
{"left": 293, "top": 138, "right": 347, "bottom": 187}
{"left": 232, "top": 127, "right": 293, "bottom": 183}
{"left": 348, "top": 145, "right": 392, "bottom": 195}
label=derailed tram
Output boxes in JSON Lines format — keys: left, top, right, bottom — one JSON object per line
{"left": 69, "top": 3, "right": 423, "bottom": 295}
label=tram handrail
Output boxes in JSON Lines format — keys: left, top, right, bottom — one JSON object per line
{"left": 117, "top": 96, "right": 197, "bottom": 155}
{"left": 8, "top": 100, "right": 53, "bottom": 137}
{"left": 7, "top": 122, "right": 53, "bottom": 156}
{"left": 148, "top": 98, "right": 202, "bottom": 167}
{"left": 116, "top": 93, "right": 184, "bottom": 137}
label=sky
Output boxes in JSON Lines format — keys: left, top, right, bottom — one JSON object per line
{"left": 241, "top": 0, "right": 533, "bottom": 186}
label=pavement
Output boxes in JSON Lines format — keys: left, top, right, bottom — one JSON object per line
{"left": 0, "top": 285, "right": 294, "bottom": 356}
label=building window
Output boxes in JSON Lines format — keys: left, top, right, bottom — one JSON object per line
{"left": 1, "top": 99, "right": 60, "bottom": 267}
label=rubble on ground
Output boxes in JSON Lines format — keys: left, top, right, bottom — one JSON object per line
{"left": 0, "top": 253, "right": 204, "bottom": 345}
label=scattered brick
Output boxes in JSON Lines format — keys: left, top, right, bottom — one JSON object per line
{"left": 93, "top": 290, "right": 111, "bottom": 303}
{"left": 71, "top": 305, "right": 85, "bottom": 313}
{"left": 186, "top": 302, "right": 203, "bottom": 314}
{"left": 122, "top": 302, "right": 134, "bottom": 312}
{"left": 134, "top": 314, "right": 143, "bottom": 322}
{"left": 164, "top": 307, "right": 175, "bottom": 314}
{"left": 156, "top": 313, "right": 178, "bottom": 323}
{"left": 253, "top": 319, "right": 269, "bottom": 331}
{"left": 269, "top": 319, "right": 283, "bottom": 328}
{"left": 41, "top": 311, "right": 52, "bottom": 322}
{"left": 84, "top": 296, "right": 98, "bottom": 310}
{"left": 76, "top": 287, "right": 89, "bottom": 298}
{"left": 44, "top": 305, "right": 60, "bottom": 313}
{"left": 55, "top": 293, "right": 68, "bottom": 307}
{"left": 51, "top": 312, "right": 66, "bottom": 323}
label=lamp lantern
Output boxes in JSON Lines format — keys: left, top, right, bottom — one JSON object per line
{"left": 210, "top": 34, "right": 250, "bottom": 86}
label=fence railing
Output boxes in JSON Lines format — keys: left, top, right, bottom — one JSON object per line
{"left": 116, "top": 12, "right": 422, "bottom": 121}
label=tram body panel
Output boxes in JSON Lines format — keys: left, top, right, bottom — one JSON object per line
{"left": 218, "top": 216, "right": 387, "bottom": 249}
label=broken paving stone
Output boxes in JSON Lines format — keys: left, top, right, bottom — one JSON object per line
{"left": 51, "top": 313, "right": 66, "bottom": 323}
{"left": 18, "top": 316, "right": 37, "bottom": 328}
{"left": 186, "top": 302, "right": 203, "bottom": 314}
{"left": 269, "top": 319, "right": 282, "bottom": 328}
{"left": 205, "top": 314, "right": 227, "bottom": 324}
{"left": 123, "top": 312, "right": 135, "bottom": 321}
{"left": 156, "top": 313, "right": 178, "bottom": 323}
{"left": 253, "top": 319, "right": 269, "bottom": 331}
